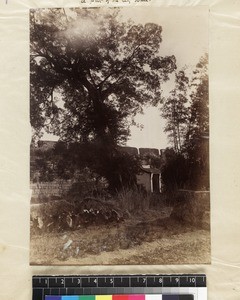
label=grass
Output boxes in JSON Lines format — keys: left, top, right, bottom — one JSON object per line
{"left": 30, "top": 218, "right": 210, "bottom": 265}
{"left": 114, "top": 187, "right": 167, "bottom": 212}
{"left": 30, "top": 189, "right": 210, "bottom": 265}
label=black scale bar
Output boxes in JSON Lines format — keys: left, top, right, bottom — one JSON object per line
{"left": 33, "top": 275, "right": 206, "bottom": 300}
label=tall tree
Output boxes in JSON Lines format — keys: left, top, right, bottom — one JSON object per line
{"left": 30, "top": 8, "right": 176, "bottom": 189}
{"left": 161, "top": 70, "right": 189, "bottom": 152}
{"left": 184, "top": 54, "right": 209, "bottom": 189}
{"left": 30, "top": 8, "right": 176, "bottom": 191}
{"left": 186, "top": 54, "right": 209, "bottom": 145}
{"left": 30, "top": 8, "right": 176, "bottom": 145}
{"left": 160, "top": 55, "right": 209, "bottom": 190}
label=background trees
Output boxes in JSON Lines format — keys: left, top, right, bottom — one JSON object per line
{"left": 161, "top": 69, "right": 189, "bottom": 153}
{"left": 161, "top": 54, "right": 209, "bottom": 190}
{"left": 184, "top": 54, "right": 209, "bottom": 189}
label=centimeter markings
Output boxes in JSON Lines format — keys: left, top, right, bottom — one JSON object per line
{"left": 33, "top": 275, "right": 206, "bottom": 289}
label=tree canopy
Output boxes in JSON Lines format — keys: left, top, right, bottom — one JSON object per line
{"left": 161, "top": 54, "right": 209, "bottom": 190}
{"left": 30, "top": 8, "right": 176, "bottom": 146}
{"left": 161, "top": 69, "right": 189, "bottom": 153}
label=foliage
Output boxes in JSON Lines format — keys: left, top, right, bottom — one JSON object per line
{"left": 115, "top": 186, "right": 150, "bottom": 212}
{"left": 161, "top": 149, "right": 189, "bottom": 191}
{"left": 31, "top": 140, "right": 142, "bottom": 192}
{"left": 50, "top": 141, "right": 141, "bottom": 192}
{"left": 184, "top": 54, "right": 209, "bottom": 189}
{"left": 170, "top": 191, "right": 210, "bottom": 229}
{"left": 161, "top": 54, "right": 209, "bottom": 190}
{"left": 30, "top": 8, "right": 176, "bottom": 144}
{"left": 30, "top": 197, "right": 123, "bottom": 234}
{"left": 30, "top": 147, "right": 55, "bottom": 182}
{"left": 30, "top": 7, "right": 176, "bottom": 191}
{"left": 115, "top": 186, "right": 167, "bottom": 213}
{"left": 161, "top": 70, "right": 189, "bottom": 152}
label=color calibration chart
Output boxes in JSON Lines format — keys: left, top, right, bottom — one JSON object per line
{"left": 45, "top": 295, "right": 193, "bottom": 300}
{"left": 32, "top": 275, "right": 207, "bottom": 300}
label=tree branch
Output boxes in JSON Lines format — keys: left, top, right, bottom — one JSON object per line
{"left": 87, "top": 69, "right": 97, "bottom": 88}
{"left": 62, "top": 8, "right": 69, "bottom": 23}
{"left": 97, "top": 45, "right": 141, "bottom": 90}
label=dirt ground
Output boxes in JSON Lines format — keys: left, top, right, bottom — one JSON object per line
{"left": 30, "top": 209, "right": 210, "bottom": 265}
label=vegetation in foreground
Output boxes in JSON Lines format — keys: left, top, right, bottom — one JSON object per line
{"left": 30, "top": 190, "right": 210, "bottom": 264}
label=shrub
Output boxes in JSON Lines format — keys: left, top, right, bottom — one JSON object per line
{"left": 115, "top": 187, "right": 166, "bottom": 213}
{"left": 170, "top": 190, "right": 210, "bottom": 229}
{"left": 30, "top": 197, "right": 124, "bottom": 234}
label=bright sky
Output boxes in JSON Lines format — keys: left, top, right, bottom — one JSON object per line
{"left": 122, "top": 6, "right": 209, "bottom": 149}
{"left": 42, "top": 6, "right": 209, "bottom": 150}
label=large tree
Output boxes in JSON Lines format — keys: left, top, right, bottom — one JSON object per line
{"left": 30, "top": 8, "right": 176, "bottom": 191}
{"left": 30, "top": 8, "right": 176, "bottom": 144}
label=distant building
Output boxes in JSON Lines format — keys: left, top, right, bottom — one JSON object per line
{"left": 137, "top": 166, "right": 162, "bottom": 193}
{"left": 31, "top": 141, "right": 165, "bottom": 193}
{"left": 117, "top": 146, "right": 163, "bottom": 193}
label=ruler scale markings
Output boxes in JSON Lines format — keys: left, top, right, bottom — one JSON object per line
{"left": 179, "top": 277, "right": 188, "bottom": 288}
{"left": 196, "top": 276, "right": 205, "bottom": 287}
{"left": 186, "top": 277, "right": 196, "bottom": 288}
{"left": 147, "top": 276, "right": 157, "bottom": 287}
{"left": 96, "top": 278, "right": 98, "bottom": 288}
{"left": 158, "top": 276, "right": 163, "bottom": 287}
{"left": 163, "top": 277, "right": 171, "bottom": 287}
{"left": 32, "top": 275, "right": 206, "bottom": 300}
{"left": 66, "top": 278, "right": 74, "bottom": 288}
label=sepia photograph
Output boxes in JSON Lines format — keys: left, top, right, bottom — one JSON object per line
{"left": 29, "top": 6, "right": 210, "bottom": 265}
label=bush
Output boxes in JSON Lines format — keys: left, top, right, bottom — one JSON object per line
{"left": 115, "top": 187, "right": 150, "bottom": 212}
{"left": 30, "top": 197, "right": 124, "bottom": 234}
{"left": 115, "top": 187, "right": 166, "bottom": 213}
{"left": 170, "top": 190, "right": 210, "bottom": 229}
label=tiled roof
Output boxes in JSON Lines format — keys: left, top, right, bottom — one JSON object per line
{"left": 140, "top": 166, "right": 160, "bottom": 174}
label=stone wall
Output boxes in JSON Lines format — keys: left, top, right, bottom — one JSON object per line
{"left": 30, "top": 180, "right": 72, "bottom": 203}
{"left": 136, "top": 172, "right": 151, "bottom": 192}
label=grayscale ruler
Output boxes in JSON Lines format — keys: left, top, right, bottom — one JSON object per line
{"left": 32, "top": 275, "right": 207, "bottom": 300}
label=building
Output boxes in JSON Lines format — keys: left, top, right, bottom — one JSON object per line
{"left": 137, "top": 148, "right": 162, "bottom": 193}
{"left": 137, "top": 166, "right": 162, "bottom": 193}
{"left": 31, "top": 141, "right": 164, "bottom": 194}
{"left": 119, "top": 146, "right": 162, "bottom": 193}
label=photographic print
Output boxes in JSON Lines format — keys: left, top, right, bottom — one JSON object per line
{"left": 30, "top": 6, "right": 210, "bottom": 265}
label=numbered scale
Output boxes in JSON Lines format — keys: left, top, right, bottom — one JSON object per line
{"left": 32, "top": 275, "right": 207, "bottom": 300}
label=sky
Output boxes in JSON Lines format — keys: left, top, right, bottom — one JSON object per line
{"left": 42, "top": 6, "right": 209, "bottom": 150}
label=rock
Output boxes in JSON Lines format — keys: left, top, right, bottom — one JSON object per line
{"left": 63, "top": 239, "right": 73, "bottom": 250}
{"left": 37, "top": 217, "right": 43, "bottom": 229}
{"left": 66, "top": 214, "right": 73, "bottom": 228}
{"left": 119, "top": 239, "right": 130, "bottom": 250}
